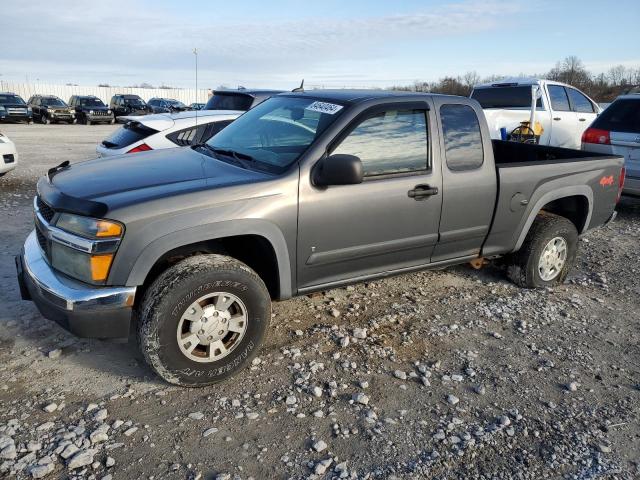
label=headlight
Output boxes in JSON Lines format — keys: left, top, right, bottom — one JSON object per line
{"left": 56, "top": 213, "right": 123, "bottom": 238}
{"left": 0, "top": 106, "right": 6, "bottom": 112}
{"left": 107, "top": 109, "right": 112, "bottom": 114}
{"left": 89, "top": 110, "right": 94, "bottom": 114}
{"left": 27, "top": 106, "right": 32, "bottom": 113}
{"left": 53, "top": 214, "right": 124, "bottom": 283}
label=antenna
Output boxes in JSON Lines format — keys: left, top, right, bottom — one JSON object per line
{"left": 292, "top": 79, "right": 304, "bottom": 92}
{"left": 193, "top": 48, "right": 198, "bottom": 126}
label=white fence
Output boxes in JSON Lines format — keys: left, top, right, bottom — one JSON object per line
{"left": 0, "top": 81, "right": 210, "bottom": 106}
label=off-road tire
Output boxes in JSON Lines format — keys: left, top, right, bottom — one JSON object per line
{"left": 137, "top": 254, "right": 271, "bottom": 387}
{"left": 507, "top": 212, "right": 578, "bottom": 288}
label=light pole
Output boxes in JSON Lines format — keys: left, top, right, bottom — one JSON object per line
{"left": 193, "top": 48, "right": 198, "bottom": 126}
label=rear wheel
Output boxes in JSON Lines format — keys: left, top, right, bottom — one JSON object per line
{"left": 507, "top": 212, "right": 578, "bottom": 288}
{"left": 137, "top": 254, "right": 271, "bottom": 387}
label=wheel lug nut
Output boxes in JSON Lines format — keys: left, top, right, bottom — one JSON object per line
{"left": 218, "top": 330, "right": 224, "bottom": 336}
{"left": 199, "top": 329, "right": 205, "bottom": 335}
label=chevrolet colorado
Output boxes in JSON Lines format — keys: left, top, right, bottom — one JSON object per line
{"left": 16, "top": 90, "right": 624, "bottom": 386}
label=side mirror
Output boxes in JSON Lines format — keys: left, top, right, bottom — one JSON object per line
{"left": 313, "top": 154, "right": 363, "bottom": 187}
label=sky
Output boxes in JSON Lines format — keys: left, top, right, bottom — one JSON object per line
{"left": 1, "top": 0, "right": 639, "bottom": 90}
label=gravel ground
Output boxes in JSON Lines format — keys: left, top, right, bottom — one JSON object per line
{"left": 0, "top": 123, "right": 639, "bottom": 480}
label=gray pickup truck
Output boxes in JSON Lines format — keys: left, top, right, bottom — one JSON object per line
{"left": 17, "top": 90, "right": 624, "bottom": 386}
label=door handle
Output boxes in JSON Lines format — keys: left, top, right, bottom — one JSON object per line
{"left": 408, "top": 184, "right": 439, "bottom": 200}
{"left": 553, "top": 117, "right": 561, "bottom": 121}
{"left": 578, "top": 118, "right": 586, "bottom": 121}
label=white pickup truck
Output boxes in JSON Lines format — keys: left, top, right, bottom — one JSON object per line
{"left": 471, "top": 78, "right": 601, "bottom": 149}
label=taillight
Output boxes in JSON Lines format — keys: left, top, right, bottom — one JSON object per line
{"left": 581, "top": 127, "right": 610, "bottom": 145}
{"left": 616, "top": 167, "right": 626, "bottom": 203}
{"left": 126, "top": 143, "right": 152, "bottom": 154}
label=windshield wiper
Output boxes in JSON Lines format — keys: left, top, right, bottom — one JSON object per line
{"left": 210, "top": 147, "right": 255, "bottom": 163}
{"left": 193, "top": 144, "right": 253, "bottom": 169}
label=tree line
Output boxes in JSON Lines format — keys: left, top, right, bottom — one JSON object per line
{"left": 389, "top": 56, "right": 640, "bottom": 103}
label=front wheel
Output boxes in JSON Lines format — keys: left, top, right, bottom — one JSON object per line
{"left": 137, "top": 254, "right": 271, "bottom": 387}
{"left": 507, "top": 212, "right": 578, "bottom": 288}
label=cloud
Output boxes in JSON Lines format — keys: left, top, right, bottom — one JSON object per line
{"left": 0, "top": 0, "right": 528, "bottom": 88}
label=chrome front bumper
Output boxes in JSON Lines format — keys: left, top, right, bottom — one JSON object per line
{"left": 17, "top": 231, "right": 136, "bottom": 338}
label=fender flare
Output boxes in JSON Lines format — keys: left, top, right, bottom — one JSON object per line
{"left": 125, "top": 219, "right": 293, "bottom": 299}
{"left": 513, "top": 185, "right": 593, "bottom": 251}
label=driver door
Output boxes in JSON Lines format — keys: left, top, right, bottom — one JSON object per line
{"left": 297, "top": 102, "right": 443, "bottom": 290}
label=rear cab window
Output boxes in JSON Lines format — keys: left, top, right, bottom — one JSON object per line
{"left": 440, "top": 104, "right": 484, "bottom": 171}
{"left": 471, "top": 86, "right": 543, "bottom": 110}
{"left": 591, "top": 98, "right": 640, "bottom": 133}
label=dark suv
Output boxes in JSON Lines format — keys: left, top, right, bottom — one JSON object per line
{"left": 69, "top": 95, "right": 115, "bottom": 125}
{"left": 204, "top": 89, "right": 283, "bottom": 111}
{"left": 109, "top": 94, "right": 151, "bottom": 121}
{"left": 0, "top": 92, "right": 33, "bottom": 123}
{"left": 148, "top": 98, "right": 189, "bottom": 114}
{"left": 27, "top": 95, "right": 76, "bottom": 124}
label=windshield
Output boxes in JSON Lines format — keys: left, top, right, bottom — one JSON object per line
{"left": 206, "top": 96, "right": 344, "bottom": 172}
{"left": 471, "top": 86, "right": 543, "bottom": 109}
{"left": 0, "top": 94, "right": 25, "bottom": 105}
{"left": 205, "top": 93, "right": 254, "bottom": 111}
{"left": 124, "top": 96, "right": 146, "bottom": 106}
{"left": 80, "top": 98, "right": 105, "bottom": 107}
{"left": 43, "top": 97, "right": 66, "bottom": 107}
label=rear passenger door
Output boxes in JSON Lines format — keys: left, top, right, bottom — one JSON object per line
{"left": 566, "top": 87, "right": 598, "bottom": 147}
{"left": 431, "top": 99, "right": 497, "bottom": 262}
{"left": 547, "top": 85, "right": 579, "bottom": 148}
{"left": 297, "top": 102, "right": 443, "bottom": 289}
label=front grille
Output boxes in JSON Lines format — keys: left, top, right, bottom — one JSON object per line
{"left": 37, "top": 197, "right": 55, "bottom": 223}
{"left": 36, "top": 227, "right": 49, "bottom": 258}
{"left": 3, "top": 154, "right": 14, "bottom": 164}
{"left": 93, "top": 110, "right": 109, "bottom": 116}
{"left": 7, "top": 108, "right": 27, "bottom": 115}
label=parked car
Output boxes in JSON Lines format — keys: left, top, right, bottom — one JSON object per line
{"left": 68, "top": 95, "right": 115, "bottom": 125}
{"left": 189, "top": 103, "right": 205, "bottom": 110}
{"left": 471, "top": 78, "right": 601, "bottom": 149}
{"left": 204, "top": 88, "right": 283, "bottom": 111}
{"left": 109, "top": 94, "right": 151, "bottom": 121}
{"left": 0, "top": 92, "right": 32, "bottom": 123}
{"left": 0, "top": 131, "right": 18, "bottom": 177}
{"left": 148, "top": 98, "right": 189, "bottom": 114}
{"left": 582, "top": 94, "right": 640, "bottom": 196}
{"left": 96, "top": 109, "right": 240, "bottom": 156}
{"left": 27, "top": 95, "right": 75, "bottom": 124}
{"left": 17, "top": 90, "right": 624, "bottom": 387}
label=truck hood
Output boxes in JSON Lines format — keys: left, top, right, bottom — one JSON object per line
{"left": 38, "top": 147, "right": 273, "bottom": 216}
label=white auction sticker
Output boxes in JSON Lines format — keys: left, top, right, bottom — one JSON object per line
{"left": 305, "top": 101, "right": 343, "bottom": 115}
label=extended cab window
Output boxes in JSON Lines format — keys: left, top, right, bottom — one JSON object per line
{"left": 566, "top": 88, "right": 595, "bottom": 113}
{"left": 440, "top": 104, "right": 484, "bottom": 171}
{"left": 548, "top": 85, "right": 571, "bottom": 111}
{"left": 333, "top": 109, "right": 428, "bottom": 177}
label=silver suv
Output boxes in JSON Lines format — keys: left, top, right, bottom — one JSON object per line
{"left": 582, "top": 94, "right": 640, "bottom": 196}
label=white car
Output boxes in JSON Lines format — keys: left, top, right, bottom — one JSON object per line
{"left": 0, "top": 131, "right": 18, "bottom": 177}
{"left": 471, "top": 78, "right": 601, "bottom": 149}
{"left": 96, "top": 109, "right": 242, "bottom": 157}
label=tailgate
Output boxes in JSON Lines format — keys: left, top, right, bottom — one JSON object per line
{"left": 611, "top": 132, "right": 640, "bottom": 178}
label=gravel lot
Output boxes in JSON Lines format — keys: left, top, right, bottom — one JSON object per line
{"left": 0, "top": 124, "right": 639, "bottom": 479}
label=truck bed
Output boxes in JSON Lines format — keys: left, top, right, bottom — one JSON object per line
{"left": 492, "top": 140, "right": 607, "bottom": 166}
{"left": 482, "top": 140, "right": 624, "bottom": 258}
